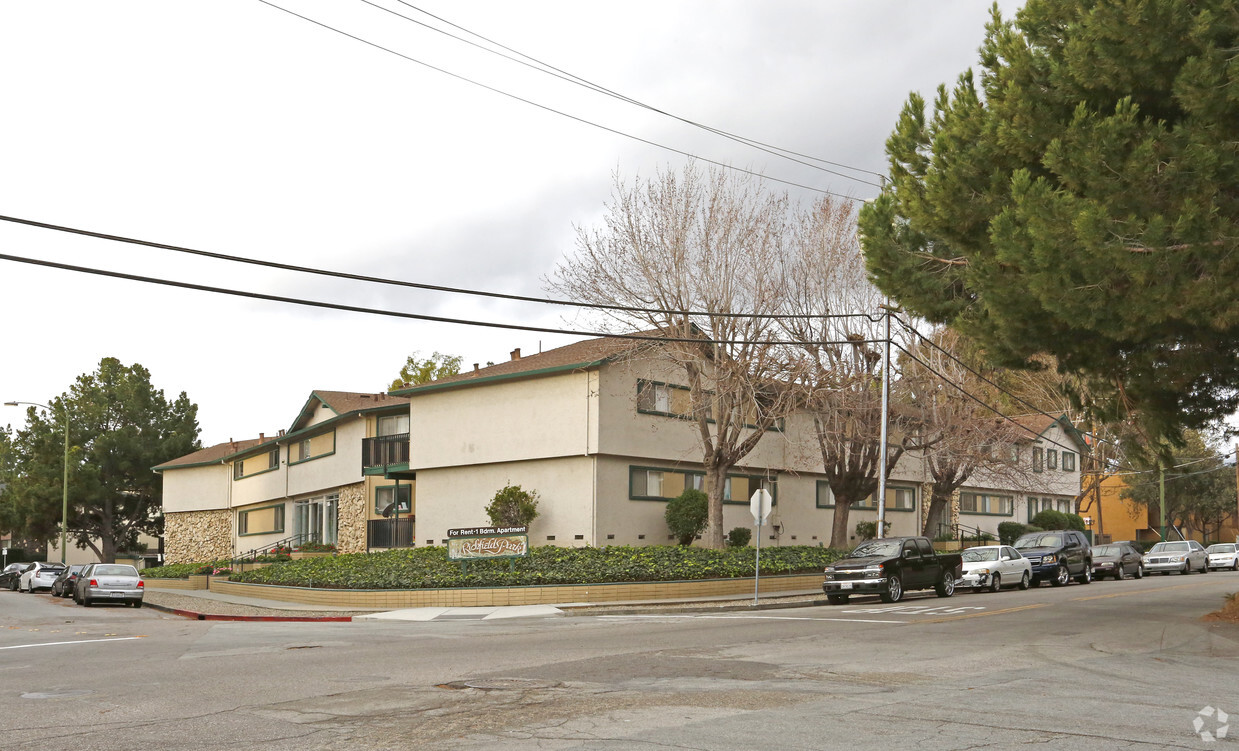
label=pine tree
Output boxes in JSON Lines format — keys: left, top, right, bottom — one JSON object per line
{"left": 859, "top": 0, "right": 1239, "bottom": 441}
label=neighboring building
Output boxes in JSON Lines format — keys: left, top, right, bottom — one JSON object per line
{"left": 158, "top": 338, "right": 1087, "bottom": 561}
{"left": 155, "top": 391, "right": 411, "bottom": 564}
{"left": 1087, "top": 473, "right": 1239, "bottom": 546}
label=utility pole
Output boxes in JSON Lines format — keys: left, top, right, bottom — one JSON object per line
{"left": 1159, "top": 460, "right": 1167, "bottom": 542}
{"left": 876, "top": 306, "right": 892, "bottom": 538}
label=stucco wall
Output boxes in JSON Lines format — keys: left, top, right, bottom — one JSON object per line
{"left": 165, "top": 509, "right": 231, "bottom": 563}
{"left": 287, "top": 420, "right": 364, "bottom": 497}
{"left": 162, "top": 464, "right": 230, "bottom": 513}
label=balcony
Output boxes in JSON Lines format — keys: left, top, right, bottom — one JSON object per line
{"left": 368, "top": 518, "right": 415, "bottom": 549}
{"left": 362, "top": 433, "right": 409, "bottom": 474}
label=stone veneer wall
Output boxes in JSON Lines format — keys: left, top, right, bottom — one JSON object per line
{"left": 337, "top": 482, "right": 367, "bottom": 554}
{"left": 164, "top": 509, "right": 232, "bottom": 563}
{"left": 918, "top": 482, "right": 962, "bottom": 536}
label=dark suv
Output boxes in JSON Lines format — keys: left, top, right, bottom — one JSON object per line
{"left": 1014, "top": 529, "right": 1093, "bottom": 586}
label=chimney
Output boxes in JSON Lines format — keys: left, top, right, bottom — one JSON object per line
{"left": 278, "top": 429, "right": 285, "bottom": 437}
{"left": 510, "top": 348, "right": 521, "bottom": 361}
{"left": 259, "top": 432, "right": 265, "bottom": 442}
{"left": 473, "top": 363, "right": 480, "bottom": 372}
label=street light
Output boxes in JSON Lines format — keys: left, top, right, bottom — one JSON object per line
{"left": 4, "top": 400, "right": 70, "bottom": 565}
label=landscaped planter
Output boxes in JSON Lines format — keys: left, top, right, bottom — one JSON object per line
{"left": 289, "top": 551, "right": 333, "bottom": 561}
{"left": 237, "top": 561, "right": 275, "bottom": 572}
{"left": 143, "top": 577, "right": 209, "bottom": 591}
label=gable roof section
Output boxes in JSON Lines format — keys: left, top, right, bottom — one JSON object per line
{"left": 389, "top": 335, "right": 645, "bottom": 397}
{"left": 288, "top": 390, "right": 409, "bottom": 433}
{"left": 1011, "top": 413, "right": 1089, "bottom": 453}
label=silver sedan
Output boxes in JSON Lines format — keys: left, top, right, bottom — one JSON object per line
{"left": 1142, "top": 541, "right": 1208, "bottom": 575}
{"left": 73, "top": 563, "right": 145, "bottom": 607}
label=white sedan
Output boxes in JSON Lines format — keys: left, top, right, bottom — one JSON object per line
{"left": 19, "top": 562, "right": 67, "bottom": 593}
{"left": 960, "top": 545, "right": 1032, "bottom": 592}
{"left": 1206, "top": 543, "right": 1239, "bottom": 571}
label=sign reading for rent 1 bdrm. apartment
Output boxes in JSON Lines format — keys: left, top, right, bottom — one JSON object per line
{"left": 447, "top": 526, "right": 529, "bottom": 561}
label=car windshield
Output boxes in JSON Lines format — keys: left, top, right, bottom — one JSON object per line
{"left": 92, "top": 565, "right": 138, "bottom": 576}
{"left": 1092, "top": 545, "right": 1120, "bottom": 556}
{"left": 1207, "top": 544, "right": 1236, "bottom": 553}
{"left": 962, "top": 548, "right": 999, "bottom": 562}
{"left": 1015, "top": 534, "right": 1062, "bottom": 549}
{"left": 1149, "top": 542, "right": 1190, "bottom": 553}
{"left": 850, "top": 540, "right": 902, "bottom": 558}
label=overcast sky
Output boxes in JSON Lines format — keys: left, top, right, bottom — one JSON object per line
{"left": 0, "top": 1, "right": 1023, "bottom": 447}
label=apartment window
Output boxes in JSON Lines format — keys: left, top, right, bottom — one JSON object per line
{"left": 238, "top": 504, "right": 285, "bottom": 536}
{"left": 960, "top": 492, "right": 1013, "bottom": 516}
{"left": 816, "top": 482, "right": 833, "bottom": 509}
{"left": 290, "top": 431, "right": 335, "bottom": 464}
{"left": 631, "top": 465, "right": 774, "bottom": 504}
{"left": 1032, "top": 447, "right": 1044, "bottom": 472}
{"left": 294, "top": 493, "right": 338, "bottom": 545}
{"left": 232, "top": 448, "right": 280, "bottom": 480}
{"left": 1056, "top": 498, "right": 1072, "bottom": 513}
{"left": 1047, "top": 449, "right": 1058, "bottom": 470}
{"left": 1062, "top": 451, "right": 1076, "bottom": 471}
{"left": 375, "top": 485, "right": 412, "bottom": 515}
{"left": 636, "top": 381, "right": 672, "bottom": 414}
{"left": 378, "top": 414, "right": 410, "bottom": 436}
{"left": 886, "top": 486, "right": 916, "bottom": 511}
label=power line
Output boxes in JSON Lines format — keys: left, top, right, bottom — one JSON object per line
{"left": 255, "top": 0, "right": 861, "bottom": 201}
{"left": 0, "top": 213, "right": 881, "bottom": 322}
{"left": 0, "top": 252, "right": 887, "bottom": 347}
{"left": 368, "top": 0, "right": 884, "bottom": 188}
{"left": 891, "top": 340, "right": 1085, "bottom": 455}
{"left": 1117, "top": 460, "right": 1236, "bottom": 490}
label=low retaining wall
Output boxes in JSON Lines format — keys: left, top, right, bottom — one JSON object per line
{"left": 209, "top": 573, "right": 824, "bottom": 609}
{"left": 145, "top": 576, "right": 209, "bottom": 591}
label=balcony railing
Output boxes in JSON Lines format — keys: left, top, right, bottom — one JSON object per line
{"left": 363, "top": 433, "right": 410, "bottom": 472}
{"left": 368, "top": 518, "right": 415, "bottom": 549}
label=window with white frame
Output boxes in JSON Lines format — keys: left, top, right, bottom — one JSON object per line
{"left": 1032, "top": 447, "right": 1044, "bottom": 472}
{"left": 1062, "top": 451, "right": 1076, "bottom": 471}
{"left": 378, "top": 414, "right": 410, "bottom": 436}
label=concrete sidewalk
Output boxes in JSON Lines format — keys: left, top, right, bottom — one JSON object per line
{"left": 143, "top": 585, "right": 828, "bottom": 622}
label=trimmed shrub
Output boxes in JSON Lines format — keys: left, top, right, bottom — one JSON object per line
{"left": 998, "top": 522, "right": 1028, "bottom": 546}
{"left": 665, "top": 489, "right": 709, "bottom": 546}
{"left": 141, "top": 560, "right": 232, "bottom": 579}
{"left": 855, "top": 520, "right": 892, "bottom": 541}
{"left": 1064, "top": 513, "right": 1087, "bottom": 532}
{"left": 726, "top": 527, "right": 752, "bottom": 548}
{"left": 1030, "top": 509, "right": 1070, "bottom": 530}
{"left": 485, "top": 483, "right": 540, "bottom": 527}
{"left": 230, "top": 545, "right": 851, "bottom": 590}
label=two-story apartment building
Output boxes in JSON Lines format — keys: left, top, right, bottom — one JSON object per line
{"left": 155, "top": 391, "right": 412, "bottom": 563}
{"left": 157, "top": 336, "right": 1086, "bottom": 562}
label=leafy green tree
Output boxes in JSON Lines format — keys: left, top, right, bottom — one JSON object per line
{"left": 665, "top": 489, "right": 709, "bottom": 546}
{"left": 388, "top": 352, "right": 462, "bottom": 391}
{"left": 484, "top": 483, "right": 540, "bottom": 528}
{"left": 5, "top": 358, "right": 199, "bottom": 562}
{"left": 1121, "top": 430, "right": 1237, "bottom": 541}
{"left": 859, "top": 0, "right": 1239, "bottom": 442}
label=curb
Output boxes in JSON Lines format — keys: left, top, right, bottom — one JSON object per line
{"left": 142, "top": 601, "right": 354, "bottom": 622}
{"left": 562, "top": 597, "right": 832, "bottom": 617}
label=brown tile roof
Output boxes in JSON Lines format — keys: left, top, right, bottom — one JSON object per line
{"left": 391, "top": 335, "right": 651, "bottom": 395}
{"left": 312, "top": 391, "right": 409, "bottom": 415}
{"left": 153, "top": 437, "right": 266, "bottom": 471}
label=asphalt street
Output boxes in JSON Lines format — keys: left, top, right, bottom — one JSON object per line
{"left": 2, "top": 572, "right": 1237, "bottom": 750}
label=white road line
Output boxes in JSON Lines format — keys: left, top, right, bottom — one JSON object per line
{"left": 597, "top": 615, "right": 905, "bottom": 624}
{"left": 0, "top": 636, "right": 142, "bottom": 651}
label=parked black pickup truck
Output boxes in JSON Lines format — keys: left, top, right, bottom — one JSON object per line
{"left": 823, "top": 536, "right": 964, "bottom": 604}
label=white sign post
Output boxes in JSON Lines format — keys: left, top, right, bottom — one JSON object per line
{"left": 750, "top": 488, "right": 773, "bottom": 605}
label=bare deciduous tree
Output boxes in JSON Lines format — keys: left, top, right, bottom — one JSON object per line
{"left": 548, "top": 163, "right": 802, "bottom": 549}
{"left": 782, "top": 197, "right": 915, "bottom": 549}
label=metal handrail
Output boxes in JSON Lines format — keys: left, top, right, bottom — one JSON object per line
{"left": 233, "top": 531, "right": 322, "bottom": 563}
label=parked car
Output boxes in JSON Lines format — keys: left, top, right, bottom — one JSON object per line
{"left": 1205, "top": 543, "right": 1239, "bottom": 572}
{"left": 1143, "top": 540, "right": 1209, "bottom": 575}
{"left": 19, "top": 561, "right": 67, "bottom": 592}
{"left": 959, "top": 545, "right": 1032, "bottom": 592}
{"left": 51, "top": 565, "right": 87, "bottom": 597}
{"left": 1013, "top": 530, "right": 1093, "bottom": 586}
{"left": 1091, "top": 542, "right": 1144, "bottom": 580}
{"left": 0, "top": 562, "right": 28, "bottom": 590}
{"left": 73, "top": 563, "right": 144, "bottom": 607}
{"left": 823, "top": 536, "right": 963, "bottom": 604}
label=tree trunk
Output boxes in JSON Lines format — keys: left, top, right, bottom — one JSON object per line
{"left": 922, "top": 493, "right": 952, "bottom": 537}
{"left": 703, "top": 463, "right": 729, "bottom": 549}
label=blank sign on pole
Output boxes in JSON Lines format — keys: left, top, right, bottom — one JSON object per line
{"left": 750, "top": 488, "right": 772, "bottom": 525}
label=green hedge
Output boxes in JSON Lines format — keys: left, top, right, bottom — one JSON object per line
{"left": 228, "top": 545, "right": 848, "bottom": 590}
{"left": 140, "top": 560, "right": 232, "bottom": 578}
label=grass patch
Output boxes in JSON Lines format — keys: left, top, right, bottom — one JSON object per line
{"left": 226, "top": 545, "right": 847, "bottom": 590}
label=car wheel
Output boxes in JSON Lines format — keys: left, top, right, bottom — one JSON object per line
{"left": 935, "top": 570, "right": 956, "bottom": 598}
{"left": 1076, "top": 565, "right": 1092, "bottom": 585}
{"left": 1051, "top": 565, "right": 1070, "bottom": 586}
{"left": 880, "top": 575, "right": 904, "bottom": 603}
{"left": 1018, "top": 571, "right": 1031, "bottom": 590}
{"left": 1200, "top": 559, "right": 1209, "bottom": 574}
{"left": 1182, "top": 561, "right": 1191, "bottom": 575}
{"left": 132, "top": 600, "right": 143, "bottom": 609}
{"left": 1233, "top": 560, "right": 1238, "bottom": 571}
{"left": 826, "top": 594, "right": 849, "bottom": 605}
{"left": 82, "top": 596, "right": 92, "bottom": 607}
{"left": 988, "top": 573, "right": 1002, "bottom": 593}
{"left": 1134, "top": 564, "right": 1144, "bottom": 580}
{"left": 1115, "top": 565, "right": 1126, "bottom": 581}
{"left": 7, "top": 580, "right": 14, "bottom": 591}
